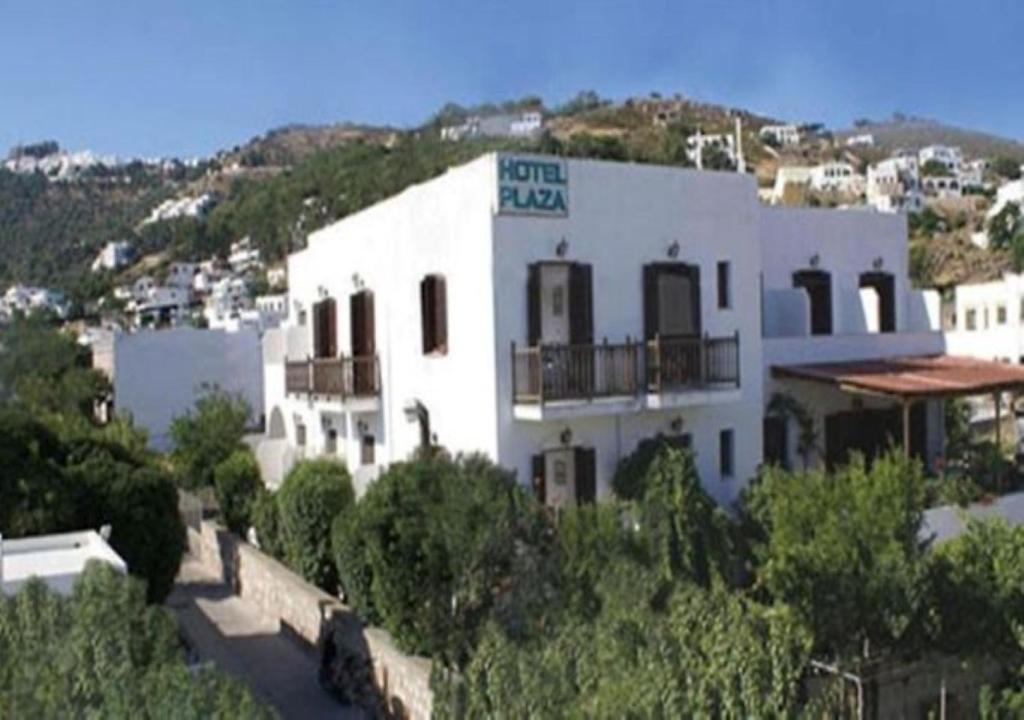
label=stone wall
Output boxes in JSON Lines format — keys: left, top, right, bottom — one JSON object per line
{"left": 187, "top": 521, "right": 433, "bottom": 719}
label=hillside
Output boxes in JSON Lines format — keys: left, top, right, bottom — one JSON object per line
{"left": 835, "top": 115, "right": 1024, "bottom": 162}
{"left": 3, "top": 92, "right": 1023, "bottom": 303}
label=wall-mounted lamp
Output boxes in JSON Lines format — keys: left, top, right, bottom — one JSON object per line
{"left": 356, "top": 419, "right": 369, "bottom": 435}
{"left": 872, "top": 256, "right": 884, "bottom": 271}
{"left": 559, "top": 427, "right": 573, "bottom": 447}
{"left": 669, "top": 416, "right": 685, "bottom": 434}
{"left": 317, "top": 285, "right": 328, "bottom": 298}
{"left": 667, "top": 240, "right": 680, "bottom": 259}
{"left": 555, "top": 237, "right": 569, "bottom": 258}
{"left": 351, "top": 272, "right": 364, "bottom": 290}
{"left": 809, "top": 253, "right": 821, "bottom": 268}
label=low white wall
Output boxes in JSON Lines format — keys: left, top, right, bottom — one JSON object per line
{"left": 113, "top": 328, "right": 264, "bottom": 451}
{"left": 188, "top": 522, "right": 433, "bottom": 719}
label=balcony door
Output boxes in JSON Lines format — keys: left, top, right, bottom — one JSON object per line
{"left": 644, "top": 263, "right": 701, "bottom": 340}
{"left": 793, "top": 269, "right": 832, "bottom": 335}
{"left": 531, "top": 447, "right": 596, "bottom": 509}
{"left": 859, "top": 271, "right": 896, "bottom": 333}
{"left": 350, "top": 290, "right": 375, "bottom": 395}
{"left": 528, "top": 262, "right": 593, "bottom": 346}
{"left": 645, "top": 263, "right": 701, "bottom": 388}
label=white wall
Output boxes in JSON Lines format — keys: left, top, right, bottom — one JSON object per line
{"left": 113, "top": 328, "right": 264, "bottom": 451}
{"left": 492, "top": 157, "right": 765, "bottom": 505}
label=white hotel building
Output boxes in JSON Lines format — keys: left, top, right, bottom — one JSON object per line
{"left": 258, "top": 153, "right": 1021, "bottom": 504}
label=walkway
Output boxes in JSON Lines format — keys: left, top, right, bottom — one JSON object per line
{"left": 167, "top": 555, "right": 362, "bottom": 719}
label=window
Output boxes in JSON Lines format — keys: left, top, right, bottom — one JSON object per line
{"left": 965, "top": 308, "right": 977, "bottom": 330}
{"left": 984, "top": 308, "right": 990, "bottom": 329}
{"left": 325, "top": 429, "right": 337, "bottom": 454}
{"left": 296, "top": 422, "right": 307, "bottom": 447}
{"left": 719, "top": 428, "right": 735, "bottom": 478}
{"left": 420, "top": 275, "right": 448, "bottom": 355}
{"left": 361, "top": 435, "right": 375, "bottom": 465}
{"left": 717, "top": 261, "right": 731, "bottom": 309}
{"left": 998, "top": 305, "right": 1008, "bottom": 325}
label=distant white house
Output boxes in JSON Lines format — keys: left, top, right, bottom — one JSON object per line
{"left": 125, "top": 276, "right": 192, "bottom": 328}
{"left": 108, "top": 327, "right": 264, "bottom": 450}
{"left": 685, "top": 132, "right": 736, "bottom": 168}
{"left": 440, "top": 111, "right": 544, "bottom": 141}
{"left": 845, "top": 133, "right": 875, "bottom": 147}
{"left": 204, "top": 276, "right": 252, "bottom": 330}
{"left": 809, "top": 161, "right": 865, "bottom": 194}
{"left": 989, "top": 179, "right": 1024, "bottom": 221}
{"left": 0, "top": 529, "right": 126, "bottom": 596}
{"left": 228, "top": 237, "right": 262, "bottom": 274}
{"left": 759, "top": 124, "right": 800, "bottom": 147}
{"left": 867, "top": 157, "right": 923, "bottom": 213}
{"left": 266, "top": 266, "right": 287, "bottom": 289}
{"left": 919, "top": 145, "right": 963, "bottom": 174}
{"left": 142, "top": 193, "right": 215, "bottom": 226}
{"left": 770, "top": 166, "right": 812, "bottom": 202}
{"left": 91, "top": 241, "right": 134, "bottom": 273}
{"left": 921, "top": 174, "right": 962, "bottom": 200}
{"left": 0, "top": 285, "right": 69, "bottom": 320}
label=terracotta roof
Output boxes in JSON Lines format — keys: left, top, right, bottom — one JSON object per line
{"left": 772, "top": 355, "right": 1024, "bottom": 399}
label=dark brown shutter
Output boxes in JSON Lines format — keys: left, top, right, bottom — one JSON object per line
{"left": 420, "top": 277, "right": 433, "bottom": 354}
{"left": 324, "top": 298, "right": 337, "bottom": 357}
{"left": 350, "top": 293, "right": 363, "bottom": 355}
{"left": 434, "top": 277, "right": 447, "bottom": 352}
{"left": 312, "top": 300, "right": 323, "bottom": 357}
{"left": 531, "top": 453, "right": 546, "bottom": 504}
{"left": 574, "top": 447, "right": 596, "bottom": 504}
{"left": 569, "top": 263, "right": 593, "bottom": 345}
{"left": 687, "top": 264, "right": 702, "bottom": 336}
{"left": 527, "top": 264, "right": 541, "bottom": 346}
{"left": 363, "top": 292, "right": 375, "bottom": 355}
{"left": 643, "top": 264, "right": 659, "bottom": 340}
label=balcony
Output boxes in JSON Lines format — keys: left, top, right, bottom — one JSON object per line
{"left": 285, "top": 355, "right": 380, "bottom": 409}
{"left": 511, "top": 334, "right": 740, "bottom": 420}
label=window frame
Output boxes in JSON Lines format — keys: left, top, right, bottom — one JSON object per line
{"left": 719, "top": 428, "right": 735, "bottom": 479}
{"left": 717, "top": 260, "right": 731, "bottom": 310}
{"left": 420, "top": 274, "right": 448, "bottom": 356}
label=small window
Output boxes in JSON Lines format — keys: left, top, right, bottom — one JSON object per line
{"left": 998, "top": 305, "right": 1008, "bottom": 325}
{"left": 296, "top": 422, "right": 307, "bottom": 447}
{"left": 719, "top": 428, "right": 735, "bottom": 478}
{"left": 984, "top": 308, "right": 990, "bottom": 329}
{"left": 1019, "top": 297, "right": 1024, "bottom": 322}
{"left": 420, "top": 275, "right": 448, "bottom": 355}
{"left": 965, "top": 308, "right": 977, "bottom": 331}
{"left": 361, "top": 435, "right": 375, "bottom": 466}
{"left": 717, "top": 261, "right": 731, "bottom": 309}
{"left": 325, "top": 429, "right": 337, "bottom": 454}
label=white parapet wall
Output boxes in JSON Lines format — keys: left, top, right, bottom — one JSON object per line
{"left": 113, "top": 327, "right": 264, "bottom": 451}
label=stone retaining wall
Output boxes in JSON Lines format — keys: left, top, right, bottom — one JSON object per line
{"left": 187, "top": 521, "right": 433, "bottom": 719}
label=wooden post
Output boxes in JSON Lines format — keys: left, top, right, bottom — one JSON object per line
{"left": 995, "top": 392, "right": 1002, "bottom": 450}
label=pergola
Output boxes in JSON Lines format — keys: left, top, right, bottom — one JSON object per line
{"left": 772, "top": 355, "right": 1024, "bottom": 457}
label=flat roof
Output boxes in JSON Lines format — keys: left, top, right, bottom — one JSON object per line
{"left": 772, "top": 354, "right": 1024, "bottom": 400}
{"left": 1, "top": 530, "right": 127, "bottom": 596}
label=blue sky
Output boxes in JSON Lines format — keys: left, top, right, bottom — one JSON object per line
{"left": 1, "top": 0, "right": 1021, "bottom": 158}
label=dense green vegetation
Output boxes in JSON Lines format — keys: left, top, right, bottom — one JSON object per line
{"left": 0, "top": 317, "right": 185, "bottom": 602}
{"left": 0, "top": 563, "right": 272, "bottom": 718}
{"left": 169, "top": 387, "right": 251, "bottom": 490}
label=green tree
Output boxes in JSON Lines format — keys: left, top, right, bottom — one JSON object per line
{"left": 744, "top": 451, "right": 929, "bottom": 658}
{"left": 991, "top": 157, "right": 1022, "bottom": 180}
{"left": 0, "top": 410, "right": 76, "bottom": 537}
{"left": 277, "top": 459, "right": 354, "bottom": 590}
{"left": 921, "top": 159, "right": 952, "bottom": 176}
{"left": 170, "top": 387, "right": 250, "bottom": 489}
{"left": 987, "top": 202, "right": 1022, "bottom": 250}
{"left": 214, "top": 448, "right": 263, "bottom": 535}
{"left": 0, "top": 562, "right": 272, "bottom": 718}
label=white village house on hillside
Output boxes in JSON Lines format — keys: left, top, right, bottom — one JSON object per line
{"left": 256, "top": 153, "right": 1024, "bottom": 502}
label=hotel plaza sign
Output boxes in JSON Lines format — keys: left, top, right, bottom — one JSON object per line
{"left": 497, "top": 154, "right": 568, "bottom": 217}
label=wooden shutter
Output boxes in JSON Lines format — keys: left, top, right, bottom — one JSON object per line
{"left": 531, "top": 453, "right": 546, "bottom": 504}
{"left": 350, "top": 293, "right": 364, "bottom": 355}
{"left": 351, "top": 291, "right": 375, "bottom": 356}
{"left": 643, "top": 264, "right": 659, "bottom": 340}
{"left": 574, "top": 447, "right": 596, "bottom": 504}
{"left": 569, "top": 263, "right": 593, "bottom": 345}
{"left": 363, "top": 292, "right": 375, "bottom": 355}
{"left": 312, "top": 300, "right": 324, "bottom": 357}
{"left": 434, "top": 277, "right": 447, "bottom": 352}
{"left": 323, "top": 298, "right": 337, "bottom": 357}
{"left": 686, "top": 264, "right": 702, "bottom": 336}
{"left": 527, "top": 264, "right": 541, "bottom": 346}
{"left": 420, "top": 277, "right": 434, "bottom": 354}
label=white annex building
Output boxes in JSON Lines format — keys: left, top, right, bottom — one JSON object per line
{"left": 257, "top": 153, "right": 1024, "bottom": 504}
{"left": 0, "top": 529, "right": 126, "bottom": 596}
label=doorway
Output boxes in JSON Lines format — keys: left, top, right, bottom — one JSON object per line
{"left": 859, "top": 271, "right": 896, "bottom": 333}
{"left": 350, "top": 290, "right": 375, "bottom": 394}
{"left": 793, "top": 269, "right": 832, "bottom": 335}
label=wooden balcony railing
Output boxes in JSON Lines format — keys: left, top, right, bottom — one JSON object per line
{"left": 512, "top": 333, "right": 739, "bottom": 405}
{"left": 284, "top": 355, "right": 380, "bottom": 399}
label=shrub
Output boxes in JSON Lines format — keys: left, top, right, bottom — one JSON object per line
{"left": 743, "top": 450, "right": 928, "bottom": 657}
{"left": 169, "top": 387, "right": 250, "bottom": 489}
{"left": 277, "top": 459, "right": 354, "bottom": 590}
{"left": 69, "top": 452, "right": 186, "bottom": 603}
{"left": 0, "top": 410, "right": 76, "bottom": 537}
{"left": 214, "top": 449, "right": 263, "bottom": 535}
{"left": 335, "top": 453, "right": 559, "bottom": 665}
{"left": 0, "top": 562, "right": 271, "bottom": 718}
{"left": 250, "top": 488, "right": 283, "bottom": 559}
